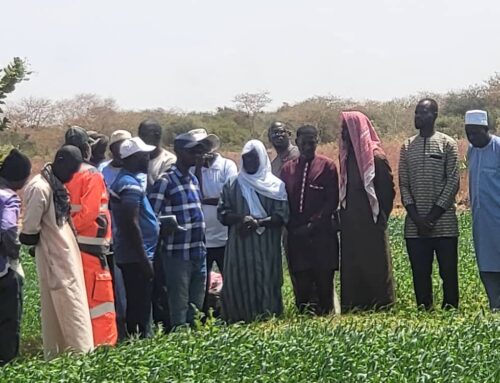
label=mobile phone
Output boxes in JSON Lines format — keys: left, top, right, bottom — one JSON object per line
{"left": 159, "top": 215, "right": 187, "bottom": 232}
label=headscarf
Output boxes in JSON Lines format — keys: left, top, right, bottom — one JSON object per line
{"left": 41, "top": 164, "right": 71, "bottom": 227}
{"left": 41, "top": 146, "right": 82, "bottom": 227}
{"left": 0, "top": 148, "right": 31, "bottom": 182}
{"left": 238, "top": 140, "right": 288, "bottom": 218}
{"left": 339, "top": 111, "right": 385, "bottom": 222}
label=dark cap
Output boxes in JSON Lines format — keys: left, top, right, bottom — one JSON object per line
{"left": 0, "top": 148, "right": 32, "bottom": 182}
{"left": 54, "top": 145, "right": 83, "bottom": 164}
{"left": 65, "top": 126, "right": 95, "bottom": 148}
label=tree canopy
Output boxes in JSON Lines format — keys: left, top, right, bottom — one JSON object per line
{"left": 0, "top": 57, "right": 30, "bottom": 131}
{"left": 4, "top": 71, "right": 500, "bottom": 159}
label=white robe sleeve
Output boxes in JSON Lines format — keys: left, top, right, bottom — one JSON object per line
{"left": 22, "top": 181, "right": 48, "bottom": 235}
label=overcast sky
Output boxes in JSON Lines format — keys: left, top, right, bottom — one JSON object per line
{"left": 1, "top": 0, "right": 499, "bottom": 111}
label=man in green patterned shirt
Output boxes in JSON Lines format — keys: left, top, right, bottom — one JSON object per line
{"left": 399, "top": 98, "right": 460, "bottom": 310}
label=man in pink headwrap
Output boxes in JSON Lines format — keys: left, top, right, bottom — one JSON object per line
{"left": 339, "top": 111, "right": 396, "bottom": 312}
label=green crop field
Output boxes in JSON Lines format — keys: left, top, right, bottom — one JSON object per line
{"left": 2, "top": 214, "right": 499, "bottom": 382}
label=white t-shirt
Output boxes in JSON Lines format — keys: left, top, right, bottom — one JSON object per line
{"left": 192, "top": 154, "right": 238, "bottom": 248}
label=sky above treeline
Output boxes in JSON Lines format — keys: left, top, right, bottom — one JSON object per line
{"left": 2, "top": 0, "right": 499, "bottom": 112}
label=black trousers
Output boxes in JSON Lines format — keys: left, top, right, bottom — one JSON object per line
{"left": 0, "top": 269, "right": 23, "bottom": 366}
{"left": 203, "top": 246, "right": 225, "bottom": 316}
{"left": 406, "top": 237, "right": 459, "bottom": 309}
{"left": 292, "top": 269, "right": 335, "bottom": 315}
{"left": 152, "top": 252, "right": 171, "bottom": 332}
{"left": 106, "top": 251, "right": 127, "bottom": 341}
{"left": 119, "top": 263, "right": 153, "bottom": 338}
{"left": 479, "top": 272, "right": 500, "bottom": 310}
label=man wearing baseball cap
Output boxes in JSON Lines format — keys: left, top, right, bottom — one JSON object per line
{"left": 149, "top": 129, "right": 211, "bottom": 328}
{"left": 65, "top": 126, "right": 96, "bottom": 160}
{"left": 466, "top": 110, "right": 500, "bottom": 311}
{"left": 100, "top": 130, "right": 133, "bottom": 187}
{"left": 98, "top": 129, "right": 136, "bottom": 341}
{"left": 64, "top": 126, "right": 118, "bottom": 347}
{"left": 110, "top": 137, "right": 160, "bottom": 337}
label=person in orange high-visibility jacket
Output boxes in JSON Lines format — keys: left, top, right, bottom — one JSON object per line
{"left": 64, "top": 126, "right": 117, "bottom": 347}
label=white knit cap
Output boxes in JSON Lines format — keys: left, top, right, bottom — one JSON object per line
{"left": 465, "top": 110, "right": 488, "bottom": 127}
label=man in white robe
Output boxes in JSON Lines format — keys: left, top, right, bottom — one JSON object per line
{"left": 20, "top": 146, "right": 94, "bottom": 359}
{"left": 466, "top": 110, "right": 500, "bottom": 311}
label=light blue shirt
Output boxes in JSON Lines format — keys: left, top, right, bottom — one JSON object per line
{"left": 468, "top": 135, "right": 500, "bottom": 272}
{"left": 100, "top": 160, "right": 147, "bottom": 192}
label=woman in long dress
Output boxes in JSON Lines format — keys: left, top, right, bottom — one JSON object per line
{"left": 339, "top": 111, "right": 396, "bottom": 312}
{"left": 218, "top": 140, "right": 289, "bottom": 323}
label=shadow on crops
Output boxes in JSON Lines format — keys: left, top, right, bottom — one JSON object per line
{"left": 20, "top": 335, "right": 43, "bottom": 359}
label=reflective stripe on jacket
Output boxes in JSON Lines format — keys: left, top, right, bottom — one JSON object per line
{"left": 66, "top": 163, "right": 112, "bottom": 258}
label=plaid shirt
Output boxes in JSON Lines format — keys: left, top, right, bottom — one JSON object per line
{"left": 149, "top": 165, "right": 206, "bottom": 260}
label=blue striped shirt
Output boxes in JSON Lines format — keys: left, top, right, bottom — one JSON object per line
{"left": 110, "top": 170, "right": 159, "bottom": 263}
{"left": 149, "top": 165, "right": 206, "bottom": 260}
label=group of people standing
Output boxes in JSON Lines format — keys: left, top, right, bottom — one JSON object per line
{"left": 273, "top": 114, "right": 396, "bottom": 315}
{"left": 0, "top": 98, "right": 499, "bottom": 366}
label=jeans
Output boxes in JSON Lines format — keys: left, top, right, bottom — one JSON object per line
{"left": 406, "top": 237, "right": 459, "bottom": 309}
{"left": 119, "top": 262, "right": 153, "bottom": 338}
{"left": 164, "top": 256, "right": 206, "bottom": 328}
{"left": 479, "top": 272, "right": 500, "bottom": 310}
{"left": 0, "top": 269, "right": 23, "bottom": 366}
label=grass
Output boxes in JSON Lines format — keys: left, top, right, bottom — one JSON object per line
{"left": 2, "top": 213, "right": 499, "bottom": 382}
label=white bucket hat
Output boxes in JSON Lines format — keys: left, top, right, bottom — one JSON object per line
{"left": 175, "top": 129, "right": 220, "bottom": 151}
{"left": 109, "top": 130, "right": 132, "bottom": 146}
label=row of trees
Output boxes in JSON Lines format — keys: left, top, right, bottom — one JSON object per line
{"left": 3, "top": 73, "right": 500, "bottom": 158}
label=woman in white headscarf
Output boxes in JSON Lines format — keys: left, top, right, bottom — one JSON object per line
{"left": 218, "top": 140, "right": 289, "bottom": 323}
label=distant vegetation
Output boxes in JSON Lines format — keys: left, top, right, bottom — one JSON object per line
{"left": 1, "top": 58, "right": 492, "bottom": 207}
{"left": 0, "top": 57, "right": 29, "bottom": 159}
{"left": 0, "top": 57, "right": 30, "bottom": 131}
{"left": 2, "top": 73, "right": 500, "bottom": 159}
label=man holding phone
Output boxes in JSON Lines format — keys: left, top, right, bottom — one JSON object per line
{"left": 149, "top": 129, "right": 216, "bottom": 328}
